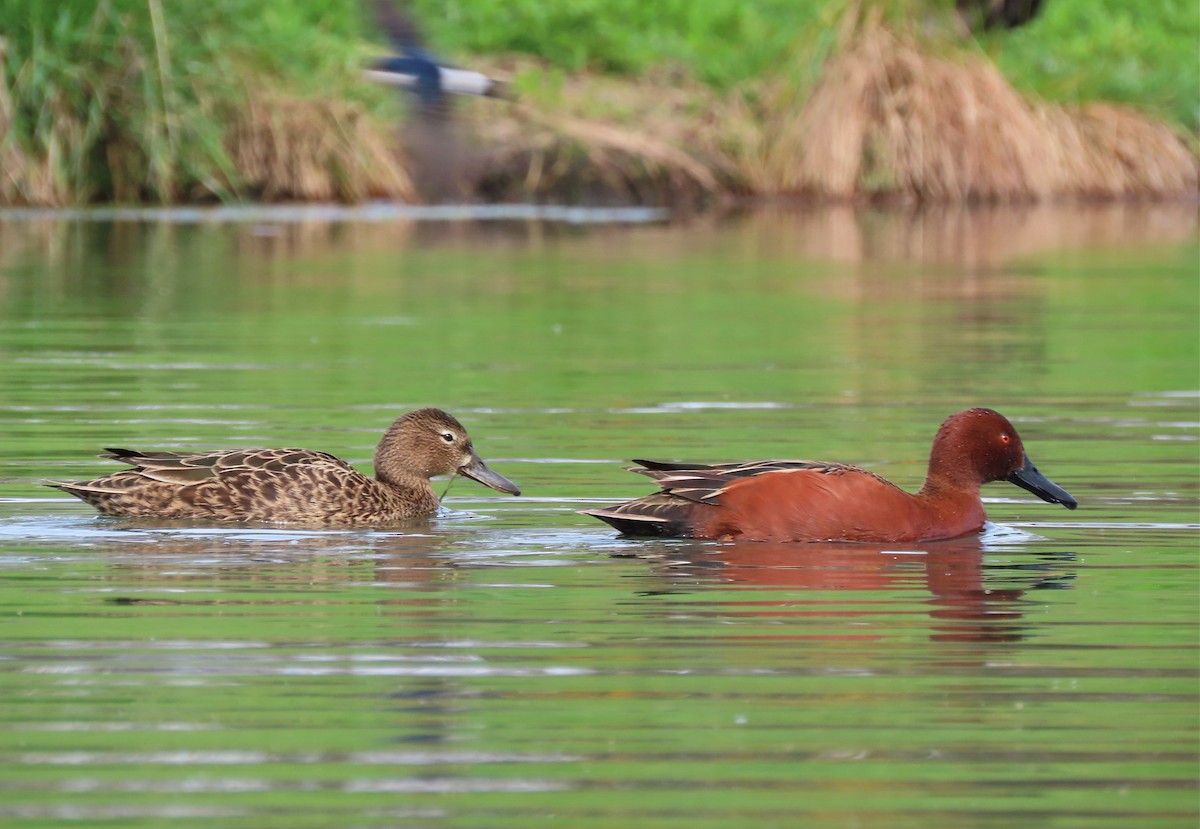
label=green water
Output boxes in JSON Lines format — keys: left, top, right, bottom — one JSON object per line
{"left": 0, "top": 204, "right": 1196, "bottom": 828}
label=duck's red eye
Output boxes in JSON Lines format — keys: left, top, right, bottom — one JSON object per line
{"left": 1000, "top": 434, "right": 1011, "bottom": 444}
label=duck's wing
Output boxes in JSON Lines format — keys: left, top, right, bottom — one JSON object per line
{"left": 585, "top": 459, "right": 911, "bottom": 540}
{"left": 629, "top": 459, "right": 860, "bottom": 505}
{"left": 367, "top": 0, "right": 506, "bottom": 101}
{"left": 581, "top": 459, "right": 858, "bottom": 538}
{"left": 99, "top": 447, "right": 354, "bottom": 486}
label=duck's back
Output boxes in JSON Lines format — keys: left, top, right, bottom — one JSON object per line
{"left": 586, "top": 460, "right": 969, "bottom": 542}
{"left": 51, "top": 448, "right": 436, "bottom": 525}
{"left": 702, "top": 463, "right": 957, "bottom": 542}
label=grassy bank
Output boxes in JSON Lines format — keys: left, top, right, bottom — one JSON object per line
{"left": 991, "top": 0, "right": 1199, "bottom": 134}
{"left": 0, "top": 0, "right": 411, "bottom": 204}
{"left": 462, "top": 3, "right": 1196, "bottom": 204}
{"left": 418, "top": 0, "right": 1199, "bottom": 133}
{"left": 0, "top": 0, "right": 1195, "bottom": 206}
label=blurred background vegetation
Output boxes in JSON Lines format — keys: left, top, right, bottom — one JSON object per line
{"left": 0, "top": 0, "right": 1195, "bottom": 205}
{"left": 413, "top": 0, "right": 1198, "bottom": 130}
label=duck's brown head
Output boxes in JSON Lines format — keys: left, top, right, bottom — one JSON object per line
{"left": 926, "top": 408, "right": 1076, "bottom": 509}
{"left": 375, "top": 408, "right": 521, "bottom": 495}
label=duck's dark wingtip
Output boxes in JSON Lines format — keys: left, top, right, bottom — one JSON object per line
{"left": 43, "top": 479, "right": 115, "bottom": 496}
{"left": 580, "top": 508, "right": 680, "bottom": 538}
{"left": 579, "top": 507, "right": 668, "bottom": 519}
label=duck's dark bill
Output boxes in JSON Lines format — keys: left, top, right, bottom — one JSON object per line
{"left": 459, "top": 455, "right": 521, "bottom": 496}
{"left": 1008, "top": 455, "right": 1077, "bottom": 510}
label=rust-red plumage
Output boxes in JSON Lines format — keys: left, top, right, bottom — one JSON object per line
{"left": 582, "top": 408, "right": 1077, "bottom": 543}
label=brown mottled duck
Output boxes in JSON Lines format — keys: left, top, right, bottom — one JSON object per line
{"left": 47, "top": 408, "right": 520, "bottom": 526}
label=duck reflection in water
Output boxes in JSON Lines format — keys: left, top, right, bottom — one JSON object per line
{"left": 630, "top": 538, "right": 1076, "bottom": 645}
{"left": 90, "top": 526, "right": 456, "bottom": 578}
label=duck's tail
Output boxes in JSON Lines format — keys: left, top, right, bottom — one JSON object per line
{"left": 580, "top": 493, "right": 703, "bottom": 538}
{"left": 44, "top": 479, "right": 120, "bottom": 508}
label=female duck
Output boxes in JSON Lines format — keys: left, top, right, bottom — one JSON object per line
{"left": 49, "top": 408, "right": 520, "bottom": 526}
{"left": 583, "top": 408, "right": 1076, "bottom": 543}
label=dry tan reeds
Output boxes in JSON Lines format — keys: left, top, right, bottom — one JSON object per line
{"left": 465, "top": 62, "right": 730, "bottom": 205}
{"left": 780, "top": 24, "right": 1198, "bottom": 201}
{"left": 476, "top": 104, "right": 720, "bottom": 204}
{"left": 0, "top": 40, "right": 70, "bottom": 206}
{"left": 229, "top": 91, "right": 415, "bottom": 203}
{"left": 463, "top": 29, "right": 1196, "bottom": 206}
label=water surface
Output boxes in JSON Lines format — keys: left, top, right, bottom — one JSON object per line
{"left": 0, "top": 203, "right": 1196, "bottom": 828}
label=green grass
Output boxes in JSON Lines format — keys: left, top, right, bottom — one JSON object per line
{"left": 417, "top": 0, "right": 835, "bottom": 87}
{"left": 987, "top": 0, "right": 1199, "bottom": 131}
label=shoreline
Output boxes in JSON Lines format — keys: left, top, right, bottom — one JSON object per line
{"left": 2, "top": 17, "right": 1196, "bottom": 208}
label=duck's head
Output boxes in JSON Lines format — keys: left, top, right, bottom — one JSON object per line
{"left": 376, "top": 408, "right": 521, "bottom": 495}
{"left": 928, "top": 408, "right": 1076, "bottom": 509}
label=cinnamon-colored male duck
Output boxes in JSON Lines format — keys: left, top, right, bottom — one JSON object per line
{"left": 48, "top": 408, "right": 520, "bottom": 526}
{"left": 582, "top": 408, "right": 1076, "bottom": 543}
